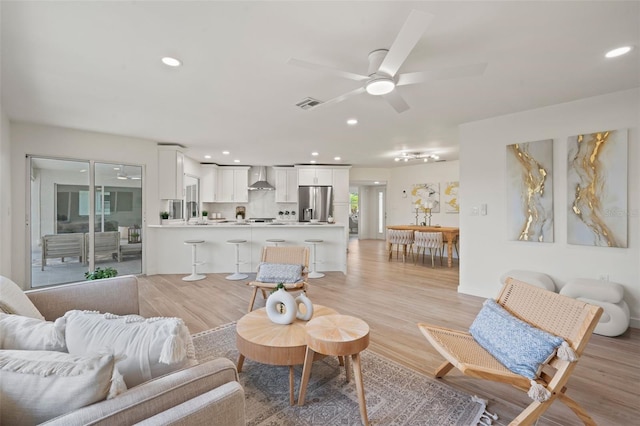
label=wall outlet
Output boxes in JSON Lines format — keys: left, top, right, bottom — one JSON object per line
{"left": 471, "top": 207, "right": 479, "bottom": 216}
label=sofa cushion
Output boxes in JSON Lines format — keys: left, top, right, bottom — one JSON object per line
{"left": 0, "top": 313, "right": 66, "bottom": 351}
{"left": 0, "top": 349, "right": 126, "bottom": 426}
{"left": 469, "top": 299, "right": 564, "bottom": 380}
{"left": 256, "top": 263, "right": 303, "bottom": 283}
{"left": 63, "top": 310, "right": 196, "bottom": 388}
{"left": 0, "top": 276, "right": 45, "bottom": 320}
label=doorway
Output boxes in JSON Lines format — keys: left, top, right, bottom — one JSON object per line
{"left": 28, "top": 157, "right": 143, "bottom": 288}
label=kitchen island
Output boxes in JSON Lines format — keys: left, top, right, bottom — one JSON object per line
{"left": 146, "top": 222, "right": 347, "bottom": 276}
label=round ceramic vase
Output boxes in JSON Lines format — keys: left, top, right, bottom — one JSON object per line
{"left": 265, "top": 288, "right": 297, "bottom": 325}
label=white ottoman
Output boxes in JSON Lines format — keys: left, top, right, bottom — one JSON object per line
{"left": 560, "top": 278, "right": 630, "bottom": 337}
{"left": 500, "top": 270, "right": 556, "bottom": 292}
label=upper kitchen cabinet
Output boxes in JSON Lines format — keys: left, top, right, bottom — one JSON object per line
{"left": 331, "top": 167, "right": 350, "bottom": 203}
{"left": 200, "top": 164, "right": 219, "bottom": 202}
{"left": 158, "top": 146, "right": 184, "bottom": 200}
{"left": 274, "top": 167, "right": 298, "bottom": 203}
{"left": 297, "top": 166, "right": 333, "bottom": 186}
{"left": 216, "top": 166, "right": 250, "bottom": 203}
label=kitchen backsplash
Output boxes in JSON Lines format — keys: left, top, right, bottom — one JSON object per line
{"left": 203, "top": 190, "right": 296, "bottom": 220}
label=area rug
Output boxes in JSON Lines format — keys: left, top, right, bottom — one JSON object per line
{"left": 192, "top": 323, "right": 490, "bottom": 426}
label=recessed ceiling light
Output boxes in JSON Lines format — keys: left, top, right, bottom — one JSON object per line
{"left": 605, "top": 46, "right": 633, "bottom": 58}
{"left": 161, "top": 56, "right": 182, "bottom": 67}
{"left": 374, "top": 181, "right": 379, "bottom": 184}
{"left": 334, "top": 156, "right": 341, "bottom": 161}
{"left": 346, "top": 118, "right": 358, "bottom": 125}
{"left": 204, "top": 155, "right": 211, "bottom": 159}
{"left": 233, "top": 159, "right": 240, "bottom": 163}
{"left": 222, "top": 151, "right": 230, "bottom": 155}
{"left": 311, "top": 152, "right": 319, "bottom": 156}
{"left": 310, "top": 160, "right": 317, "bottom": 164}
{"left": 79, "top": 169, "right": 86, "bottom": 173}
{"left": 113, "top": 167, "right": 120, "bottom": 171}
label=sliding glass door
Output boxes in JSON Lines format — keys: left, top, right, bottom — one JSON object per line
{"left": 29, "top": 157, "right": 143, "bottom": 288}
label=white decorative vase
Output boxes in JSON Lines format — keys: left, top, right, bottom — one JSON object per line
{"left": 265, "top": 288, "right": 297, "bottom": 325}
{"left": 295, "top": 292, "right": 314, "bottom": 321}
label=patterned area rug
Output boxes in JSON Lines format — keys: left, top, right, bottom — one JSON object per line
{"left": 192, "top": 323, "right": 488, "bottom": 426}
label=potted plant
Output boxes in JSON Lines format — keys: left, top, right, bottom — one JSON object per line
{"left": 202, "top": 210, "right": 208, "bottom": 218}
{"left": 160, "top": 211, "right": 169, "bottom": 224}
{"left": 85, "top": 267, "right": 118, "bottom": 280}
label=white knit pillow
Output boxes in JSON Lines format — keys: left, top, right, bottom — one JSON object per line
{"left": 0, "top": 276, "right": 45, "bottom": 320}
{"left": 0, "top": 313, "right": 66, "bottom": 351}
{"left": 0, "top": 350, "right": 126, "bottom": 426}
{"left": 63, "top": 310, "right": 196, "bottom": 388}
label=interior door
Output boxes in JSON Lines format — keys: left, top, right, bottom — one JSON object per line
{"left": 375, "top": 187, "right": 386, "bottom": 240}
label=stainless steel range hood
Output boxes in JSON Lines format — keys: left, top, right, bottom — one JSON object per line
{"left": 248, "top": 166, "right": 275, "bottom": 191}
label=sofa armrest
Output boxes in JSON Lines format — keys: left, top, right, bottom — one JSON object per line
{"left": 133, "top": 381, "right": 245, "bottom": 426}
{"left": 26, "top": 275, "right": 139, "bottom": 320}
{"left": 41, "top": 358, "right": 243, "bottom": 426}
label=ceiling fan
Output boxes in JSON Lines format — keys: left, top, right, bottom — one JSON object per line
{"left": 288, "top": 10, "right": 487, "bottom": 113}
{"left": 116, "top": 165, "right": 141, "bottom": 181}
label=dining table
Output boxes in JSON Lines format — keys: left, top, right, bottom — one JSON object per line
{"left": 386, "top": 225, "right": 459, "bottom": 267}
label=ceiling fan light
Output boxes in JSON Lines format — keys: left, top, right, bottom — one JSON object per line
{"left": 365, "top": 78, "right": 395, "bottom": 96}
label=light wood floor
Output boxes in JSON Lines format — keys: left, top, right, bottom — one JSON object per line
{"left": 138, "top": 239, "right": 639, "bottom": 426}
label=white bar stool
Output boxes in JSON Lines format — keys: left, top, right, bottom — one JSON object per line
{"left": 226, "top": 239, "right": 248, "bottom": 280}
{"left": 183, "top": 239, "right": 206, "bottom": 282}
{"left": 304, "top": 239, "right": 324, "bottom": 279}
{"left": 266, "top": 238, "right": 285, "bottom": 246}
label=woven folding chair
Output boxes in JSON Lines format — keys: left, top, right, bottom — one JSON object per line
{"left": 246, "top": 246, "right": 309, "bottom": 312}
{"left": 418, "top": 278, "right": 603, "bottom": 425}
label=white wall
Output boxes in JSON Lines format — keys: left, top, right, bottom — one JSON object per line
{"left": 459, "top": 88, "right": 640, "bottom": 326}
{"left": 0, "top": 108, "right": 11, "bottom": 278}
{"left": 386, "top": 161, "right": 461, "bottom": 228}
{"left": 10, "top": 122, "right": 160, "bottom": 288}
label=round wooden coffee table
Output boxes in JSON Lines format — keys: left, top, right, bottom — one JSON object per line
{"left": 236, "top": 304, "right": 338, "bottom": 405}
{"left": 298, "top": 314, "right": 371, "bottom": 425}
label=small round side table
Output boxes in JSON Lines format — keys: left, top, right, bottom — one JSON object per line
{"left": 298, "top": 314, "right": 370, "bottom": 426}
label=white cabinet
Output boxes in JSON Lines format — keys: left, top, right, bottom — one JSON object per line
{"left": 158, "top": 147, "right": 184, "bottom": 199}
{"left": 201, "top": 164, "right": 218, "bottom": 202}
{"left": 216, "top": 167, "right": 249, "bottom": 203}
{"left": 274, "top": 167, "right": 298, "bottom": 203}
{"left": 332, "top": 167, "right": 350, "bottom": 203}
{"left": 297, "top": 167, "right": 333, "bottom": 186}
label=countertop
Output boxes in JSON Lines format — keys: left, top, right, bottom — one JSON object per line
{"left": 148, "top": 221, "right": 344, "bottom": 228}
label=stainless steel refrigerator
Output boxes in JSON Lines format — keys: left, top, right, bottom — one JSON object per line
{"left": 298, "top": 186, "right": 333, "bottom": 222}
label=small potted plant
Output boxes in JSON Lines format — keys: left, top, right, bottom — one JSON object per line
{"left": 202, "top": 210, "right": 209, "bottom": 219}
{"left": 85, "top": 267, "right": 118, "bottom": 280}
{"left": 160, "top": 211, "right": 170, "bottom": 224}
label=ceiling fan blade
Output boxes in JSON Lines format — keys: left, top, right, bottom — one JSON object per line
{"left": 382, "top": 89, "right": 410, "bottom": 113}
{"left": 378, "top": 10, "right": 434, "bottom": 77}
{"left": 287, "top": 58, "right": 369, "bottom": 82}
{"left": 396, "top": 62, "right": 488, "bottom": 86}
{"left": 309, "top": 86, "right": 366, "bottom": 110}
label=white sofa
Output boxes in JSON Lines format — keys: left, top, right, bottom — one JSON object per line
{"left": 1, "top": 275, "right": 246, "bottom": 425}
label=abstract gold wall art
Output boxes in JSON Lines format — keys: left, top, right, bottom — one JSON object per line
{"left": 506, "top": 139, "right": 554, "bottom": 242}
{"left": 444, "top": 181, "right": 459, "bottom": 213}
{"left": 567, "top": 129, "right": 627, "bottom": 247}
{"left": 411, "top": 183, "right": 439, "bottom": 213}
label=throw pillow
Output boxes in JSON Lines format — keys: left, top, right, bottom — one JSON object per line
{"left": 0, "top": 313, "right": 66, "bottom": 351}
{"left": 469, "top": 299, "right": 564, "bottom": 380}
{"left": 0, "top": 349, "right": 126, "bottom": 426}
{"left": 256, "top": 263, "right": 303, "bottom": 283}
{"left": 0, "top": 276, "right": 45, "bottom": 320}
{"left": 63, "top": 310, "right": 196, "bottom": 388}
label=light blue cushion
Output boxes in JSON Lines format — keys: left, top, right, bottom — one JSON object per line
{"left": 256, "top": 263, "right": 303, "bottom": 283}
{"left": 469, "top": 299, "right": 564, "bottom": 379}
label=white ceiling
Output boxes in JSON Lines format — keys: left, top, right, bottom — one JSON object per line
{"left": 2, "top": 1, "right": 639, "bottom": 168}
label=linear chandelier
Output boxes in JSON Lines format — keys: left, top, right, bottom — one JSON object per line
{"left": 394, "top": 152, "right": 440, "bottom": 163}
